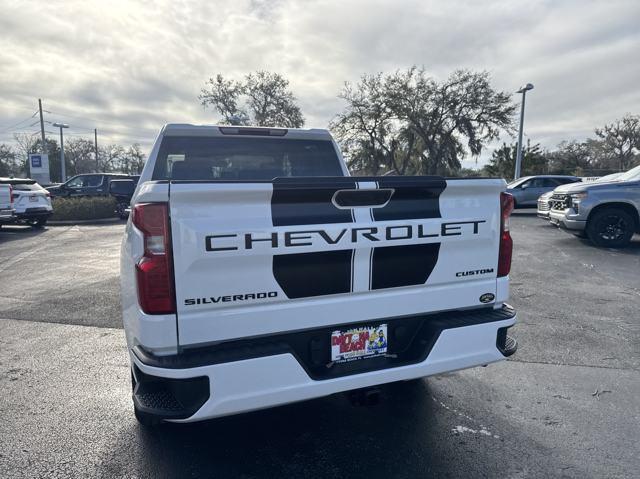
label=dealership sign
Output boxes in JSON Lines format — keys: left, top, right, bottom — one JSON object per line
{"left": 29, "top": 153, "right": 50, "bottom": 185}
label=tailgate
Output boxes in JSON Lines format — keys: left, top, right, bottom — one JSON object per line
{"left": 170, "top": 177, "right": 504, "bottom": 346}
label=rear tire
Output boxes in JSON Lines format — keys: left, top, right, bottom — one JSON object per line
{"left": 134, "top": 406, "right": 164, "bottom": 427}
{"left": 116, "top": 202, "right": 128, "bottom": 220}
{"left": 586, "top": 208, "right": 635, "bottom": 248}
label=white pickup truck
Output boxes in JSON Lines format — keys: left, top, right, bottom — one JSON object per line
{"left": 120, "top": 124, "right": 517, "bottom": 426}
{"left": 0, "top": 183, "right": 15, "bottom": 225}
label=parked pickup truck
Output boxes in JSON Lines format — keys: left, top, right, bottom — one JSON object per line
{"left": 46, "top": 173, "right": 131, "bottom": 197}
{"left": 109, "top": 176, "right": 139, "bottom": 219}
{"left": 120, "top": 124, "right": 518, "bottom": 426}
{"left": 0, "top": 183, "right": 15, "bottom": 225}
{"left": 548, "top": 164, "right": 640, "bottom": 247}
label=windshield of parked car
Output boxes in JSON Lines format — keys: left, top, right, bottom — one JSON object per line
{"left": 593, "top": 173, "right": 622, "bottom": 182}
{"left": 506, "top": 177, "right": 530, "bottom": 188}
{"left": 153, "top": 136, "right": 344, "bottom": 181}
{"left": 65, "top": 175, "right": 103, "bottom": 188}
{"left": 616, "top": 165, "right": 640, "bottom": 182}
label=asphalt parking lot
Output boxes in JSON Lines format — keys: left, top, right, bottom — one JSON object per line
{"left": 1, "top": 212, "right": 639, "bottom": 478}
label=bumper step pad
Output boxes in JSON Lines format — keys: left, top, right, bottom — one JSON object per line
{"left": 132, "top": 365, "right": 210, "bottom": 421}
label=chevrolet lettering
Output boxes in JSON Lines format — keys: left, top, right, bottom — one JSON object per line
{"left": 205, "top": 220, "right": 487, "bottom": 252}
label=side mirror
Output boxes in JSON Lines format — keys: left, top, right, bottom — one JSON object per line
{"left": 520, "top": 183, "right": 529, "bottom": 189}
{"left": 109, "top": 179, "right": 135, "bottom": 196}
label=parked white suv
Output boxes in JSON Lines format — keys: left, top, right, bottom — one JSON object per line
{"left": 120, "top": 124, "right": 518, "bottom": 425}
{"left": 0, "top": 178, "right": 53, "bottom": 228}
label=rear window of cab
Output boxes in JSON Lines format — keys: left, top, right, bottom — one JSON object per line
{"left": 152, "top": 136, "right": 344, "bottom": 181}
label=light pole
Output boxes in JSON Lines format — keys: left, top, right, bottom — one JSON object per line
{"left": 515, "top": 83, "right": 534, "bottom": 180}
{"left": 52, "top": 122, "right": 69, "bottom": 182}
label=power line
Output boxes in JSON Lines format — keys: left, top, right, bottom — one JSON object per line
{"left": 7, "top": 101, "right": 161, "bottom": 134}
{"left": 0, "top": 112, "right": 38, "bottom": 132}
{"left": 46, "top": 116, "right": 156, "bottom": 138}
{"left": 2, "top": 105, "right": 43, "bottom": 113}
{"left": 41, "top": 119, "right": 153, "bottom": 143}
{"left": 44, "top": 108, "right": 157, "bottom": 135}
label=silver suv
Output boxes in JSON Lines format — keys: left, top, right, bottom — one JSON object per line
{"left": 548, "top": 165, "right": 640, "bottom": 247}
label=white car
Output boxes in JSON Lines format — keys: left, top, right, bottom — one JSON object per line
{"left": 120, "top": 124, "right": 518, "bottom": 426}
{"left": 1, "top": 178, "right": 53, "bottom": 228}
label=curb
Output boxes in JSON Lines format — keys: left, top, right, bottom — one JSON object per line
{"left": 47, "top": 217, "right": 125, "bottom": 226}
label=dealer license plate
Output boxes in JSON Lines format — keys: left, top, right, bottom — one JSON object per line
{"left": 331, "top": 324, "right": 387, "bottom": 363}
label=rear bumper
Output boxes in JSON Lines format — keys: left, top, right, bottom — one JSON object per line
{"left": 0, "top": 208, "right": 15, "bottom": 222}
{"left": 130, "top": 305, "right": 517, "bottom": 422}
{"left": 16, "top": 208, "right": 53, "bottom": 220}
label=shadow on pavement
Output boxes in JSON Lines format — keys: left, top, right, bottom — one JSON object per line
{"left": 511, "top": 209, "right": 538, "bottom": 217}
{"left": 0, "top": 224, "right": 47, "bottom": 244}
{"left": 99, "top": 380, "right": 576, "bottom": 479}
{"left": 574, "top": 236, "right": 640, "bottom": 253}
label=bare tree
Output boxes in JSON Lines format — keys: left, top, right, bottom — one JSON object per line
{"left": 13, "top": 133, "right": 63, "bottom": 180}
{"left": 122, "top": 144, "right": 146, "bottom": 174}
{"left": 8, "top": 134, "right": 147, "bottom": 180}
{"left": 199, "top": 71, "right": 305, "bottom": 127}
{"left": 244, "top": 71, "right": 304, "bottom": 127}
{"left": 12, "top": 133, "right": 38, "bottom": 176}
{"left": 0, "top": 144, "right": 19, "bottom": 176}
{"left": 199, "top": 74, "right": 248, "bottom": 125}
{"left": 65, "top": 138, "right": 97, "bottom": 177}
{"left": 99, "top": 144, "right": 126, "bottom": 172}
{"left": 594, "top": 114, "right": 640, "bottom": 171}
{"left": 331, "top": 68, "right": 515, "bottom": 175}
{"left": 330, "top": 75, "right": 399, "bottom": 175}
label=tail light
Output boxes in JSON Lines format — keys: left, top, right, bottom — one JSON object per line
{"left": 9, "top": 185, "right": 13, "bottom": 206}
{"left": 132, "top": 203, "right": 175, "bottom": 314}
{"left": 497, "top": 192, "right": 514, "bottom": 277}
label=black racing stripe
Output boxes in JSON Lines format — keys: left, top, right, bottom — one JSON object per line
{"left": 271, "top": 177, "right": 357, "bottom": 226}
{"left": 372, "top": 176, "right": 446, "bottom": 221}
{"left": 370, "top": 243, "right": 440, "bottom": 290}
{"left": 273, "top": 250, "right": 353, "bottom": 299}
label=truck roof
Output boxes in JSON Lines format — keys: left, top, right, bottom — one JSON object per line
{"left": 161, "top": 124, "right": 334, "bottom": 141}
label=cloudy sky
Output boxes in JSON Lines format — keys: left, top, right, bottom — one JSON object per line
{"left": 1, "top": 0, "right": 639, "bottom": 168}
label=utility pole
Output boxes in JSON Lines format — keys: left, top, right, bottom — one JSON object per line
{"left": 53, "top": 123, "right": 69, "bottom": 182}
{"left": 515, "top": 83, "right": 534, "bottom": 180}
{"left": 38, "top": 99, "right": 47, "bottom": 154}
{"left": 94, "top": 128, "right": 99, "bottom": 172}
